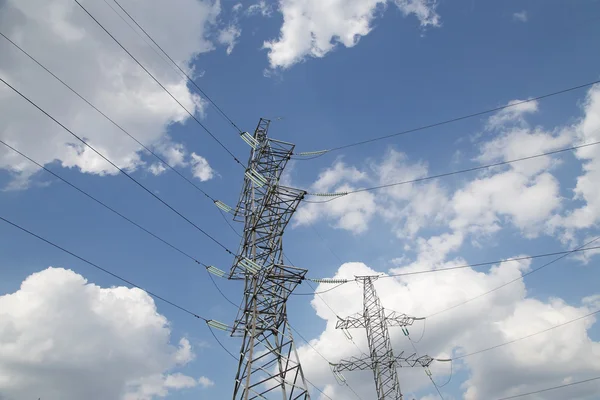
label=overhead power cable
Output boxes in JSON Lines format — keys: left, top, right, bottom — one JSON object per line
{"left": 72, "top": 0, "right": 244, "bottom": 167}
{"left": 287, "top": 323, "right": 365, "bottom": 400}
{"left": 298, "top": 79, "right": 600, "bottom": 155}
{"left": 494, "top": 376, "right": 600, "bottom": 400}
{"left": 0, "top": 77, "right": 234, "bottom": 256}
{"left": 0, "top": 139, "right": 210, "bottom": 267}
{"left": 427, "top": 236, "right": 600, "bottom": 318}
{"left": 406, "top": 333, "right": 446, "bottom": 400}
{"left": 109, "top": 0, "right": 243, "bottom": 134}
{"left": 0, "top": 31, "right": 216, "bottom": 203}
{"left": 0, "top": 215, "right": 208, "bottom": 321}
{"left": 303, "top": 244, "right": 600, "bottom": 283}
{"left": 454, "top": 307, "right": 600, "bottom": 360}
{"left": 305, "top": 139, "right": 600, "bottom": 200}
{"left": 378, "top": 245, "right": 600, "bottom": 279}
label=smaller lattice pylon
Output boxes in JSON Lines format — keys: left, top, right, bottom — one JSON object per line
{"left": 331, "top": 275, "right": 430, "bottom": 400}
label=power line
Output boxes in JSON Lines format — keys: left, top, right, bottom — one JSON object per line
{"left": 205, "top": 267, "right": 239, "bottom": 308}
{"left": 406, "top": 334, "right": 445, "bottom": 400}
{"left": 306, "top": 140, "right": 600, "bottom": 200}
{"left": 427, "top": 236, "right": 600, "bottom": 318}
{"left": 285, "top": 253, "right": 367, "bottom": 359}
{"left": 0, "top": 77, "right": 234, "bottom": 256}
{"left": 72, "top": 0, "right": 244, "bottom": 167}
{"left": 0, "top": 215, "right": 207, "bottom": 321}
{"left": 287, "top": 323, "right": 364, "bottom": 400}
{"left": 291, "top": 281, "right": 348, "bottom": 296}
{"left": 378, "top": 245, "right": 600, "bottom": 279}
{"left": 109, "top": 0, "right": 243, "bottom": 134}
{"left": 494, "top": 376, "right": 600, "bottom": 400}
{"left": 0, "top": 30, "right": 216, "bottom": 203}
{"left": 454, "top": 307, "right": 600, "bottom": 360}
{"left": 319, "top": 79, "right": 600, "bottom": 153}
{"left": 0, "top": 139, "right": 208, "bottom": 267}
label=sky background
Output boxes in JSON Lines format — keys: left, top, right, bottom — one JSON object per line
{"left": 1, "top": 0, "right": 600, "bottom": 399}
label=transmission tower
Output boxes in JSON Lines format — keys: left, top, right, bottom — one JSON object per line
{"left": 228, "top": 118, "right": 311, "bottom": 399}
{"left": 332, "top": 275, "right": 432, "bottom": 400}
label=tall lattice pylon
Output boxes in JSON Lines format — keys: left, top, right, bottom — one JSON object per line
{"left": 332, "top": 275, "right": 432, "bottom": 400}
{"left": 229, "top": 118, "right": 311, "bottom": 400}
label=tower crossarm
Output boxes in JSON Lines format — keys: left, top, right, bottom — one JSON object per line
{"left": 383, "top": 310, "right": 421, "bottom": 328}
{"left": 332, "top": 352, "right": 434, "bottom": 373}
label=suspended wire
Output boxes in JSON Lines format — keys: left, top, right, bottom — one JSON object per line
{"left": 311, "top": 225, "right": 344, "bottom": 264}
{"left": 207, "top": 324, "right": 238, "bottom": 360}
{"left": 287, "top": 323, "right": 364, "bottom": 400}
{"left": 435, "top": 360, "right": 453, "bottom": 388}
{"left": 305, "top": 139, "right": 600, "bottom": 201}
{"left": 0, "top": 77, "right": 234, "bottom": 256}
{"left": 284, "top": 253, "right": 366, "bottom": 357}
{"left": 72, "top": 0, "right": 244, "bottom": 167}
{"left": 310, "top": 79, "right": 600, "bottom": 154}
{"left": 0, "top": 139, "right": 210, "bottom": 267}
{"left": 427, "top": 236, "right": 600, "bottom": 318}
{"left": 0, "top": 30, "right": 217, "bottom": 203}
{"left": 205, "top": 268, "right": 239, "bottom": 308}
{"left": 291, "top": 282, "right": 348, "bottom": 296}
{"left": 494, "top": 376, "right": 600, "bottom": 400}
{"left": 408, "top": 317, "right": 427, "bottom": 344}
{"left": 377, "top": 245, "right": 600, "bottom": 279}
{"left": 406, "top": 333, "right": 446, "bottom": 400}
{"left": 0, "top": 215, "right": 207, "bottom": 321}
{"left": 453, "top": 307, "right": 600, "bottom": 360}
{"left": 109, "top": 0, "right": 243, "bottom": 134}
{"left": 219, "top": 208, "right": 243, "bottom": 238}
{"left": 99, "top": 0, "right": 184, "bottom": 81}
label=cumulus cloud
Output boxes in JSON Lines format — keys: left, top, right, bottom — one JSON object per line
{"left": 294, "top": 160, "right": 376, "bottom": 234}
{"left": 264, "top": 0, "right": 440, "bottom": 69}
{"left": 485, "top": 99, "right": 538, "bottom": 131}
{"left": 190, "top": 152, "right": 214, "bottom": 181}
{"left": 557, "top": 84, "right": 600, "bottom": 231}
{"left": 296, "top": 260, "right": 600, "bottom": 399}
{"left": 218, "top": 24, "right": 242, "bottom": 55}
{"left": 295, "top": 85, "right": 600, "bottom": 247}
{"left": 0, "top": 267, "right": 211, "bottom": 400}
{"left": 247, "top": 0, "right": 273, "bottom": 17}
{"left": 0, "top": 0, "right": 219, "bottom": 189}
{"left": 198, "top": 375, "right": 215, "bottom": 388}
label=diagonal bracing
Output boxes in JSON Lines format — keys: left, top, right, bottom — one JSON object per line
{"left": 332, "top": 276, "right": 431, "bottom": 400}
{"left": 230, "top": 118, "right": 311, "bottom": 400}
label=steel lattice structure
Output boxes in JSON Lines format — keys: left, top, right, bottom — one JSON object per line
{"left": 332, "top": 276, "right": 431, "bottom": 400}
{"left": 230, "top": 118, "right": 311, "bottom": 400}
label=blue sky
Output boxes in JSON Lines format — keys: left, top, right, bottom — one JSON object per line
{"left": 1, "top": 0, "right": 600, "bottom": 399}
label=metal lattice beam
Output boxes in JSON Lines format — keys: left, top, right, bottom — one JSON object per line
{"left": 332, "top": 276, "right": 431, "bottom": 400}
{"left": 230, "top": 118, "right": 311, "bottom": 400}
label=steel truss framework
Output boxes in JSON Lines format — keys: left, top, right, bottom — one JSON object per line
{"left": 333, "top": 276, "right": 431, "bottom": 400}
{"left": 230, "top": 118, "right": 311, "bottom": 400}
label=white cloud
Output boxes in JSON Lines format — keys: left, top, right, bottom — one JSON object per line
{"left": 485, "top": 99, "right": 538, "bottom": 131}
{"left": 247, "top": 0, "right": 273, "bottom": 17}
{"left": 294, "top": 161, "right": 376, "bottom": 234}
{"left": 296, "top": 259, "right": 600, "bottom": 399}
{"left": 0, "top": 267, "right": 205, "bottom": 400}
{"left": 558, "top": 84, "right": 600, "bottom": 231}
{"left": 197, "top": 375, "right": 215, "bottom": 388}
{"left": 513, "top": 11, "right": 528, "bottom": 23}
{"left": 148, "top": 162, "right": 167, "bottom": 176}
{"left": 450, "top": 171, "right": 562, "bottom": 238}
{"left": 0, "top": 0, "right": 219, "bottom": 188}
{"left": 190, "top": 152, "right": 214, "bottom": 181}
{"left": 218, "top": 24, "right": 242, "bottom": 55}
{"left": 264, "top": 0, "right": 440, "bottom": 69}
